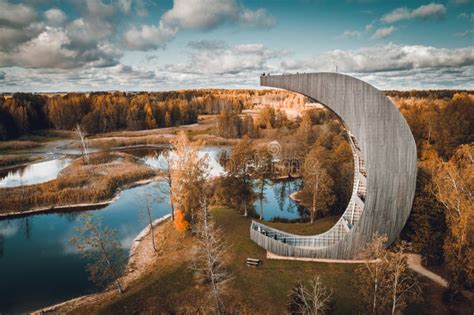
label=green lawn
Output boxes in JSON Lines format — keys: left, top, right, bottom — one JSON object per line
{"left": 263, "top": 215, "right": 339, "bottom": 235}
{"left": 87, "top": 208, "right": 359, "bottom": 314}
{"left": 82, "top": 208, "right": 451, "bottom": 314}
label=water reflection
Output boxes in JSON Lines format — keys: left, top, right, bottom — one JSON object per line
{"left": 0, "top": 159, "right": 71, "bottom": 188}
{"left": 0, "top": 182, "right": 171, "bottom": 313}
{"left": 124, "top": 146, "right": 230, "bottom": 177}
{"left": 255, "top": 179, "right": 309, "bottom": 221}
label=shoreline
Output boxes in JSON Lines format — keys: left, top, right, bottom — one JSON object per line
{"left": 0, "top": 175, "right": 163, "bottom": 219}
{"left": 32, "top": 214, "right": 172, "bottom": 314}
{"left": 289, "top": 190, "right": 303, "bottom": 203}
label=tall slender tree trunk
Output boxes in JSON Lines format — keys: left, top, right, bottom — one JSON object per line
{"left": 147, "top": 206, "right": 157, "bottom": 253}
{"left": 259, "top": 181, "right": 264, "bottom": 220}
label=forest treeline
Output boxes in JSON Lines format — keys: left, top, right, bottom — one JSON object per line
{"left": 0, "top": 90, "right": 305, "bottom": 140}
{"left": 394, "top": 93, "right": 473, "bottom": 297}
{"left": 386, "top": 90, "right": 473, "bottom": 99}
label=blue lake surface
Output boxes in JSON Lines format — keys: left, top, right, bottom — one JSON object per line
{"left": 0, "top": 158, "right": 71, "bottom": 188}
{"left": 254, "top": 179, "right": 308, "bottom": 221}
{"left": 0, "top": 182, "right": 171, "bottom": 313}
{"left": 0, "top": 146, "right": 306, "bottom": 313}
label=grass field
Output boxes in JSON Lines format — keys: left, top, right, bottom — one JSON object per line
{"left": 77, "top": 208, "right": 360, "bottom": 314}
{"left": 57, "top": 207, "right": 457, "bottom": 314}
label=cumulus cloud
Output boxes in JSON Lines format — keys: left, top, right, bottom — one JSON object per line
{"left": 162, "top": 0, "right": 275, "bottom": 30}
{"left": 165, "top": 41, "right": 282, "bottom": 75}
{"left": 0, "top": 27, "right": 121, "bottom": 68}
{"left": 372, "top": 26, "right": 397, "bottom": 39}
{"left": 44, "top": 8, "right": 67, "bottom": 26}
{"left": 123, "top": 23, "right": 177, "bottom": 50}
{"left": 280, "top": 44, "right": 474, "bottom": 73}
{"left": 124, "top": 0, "right": 275, "bottom": 50}
{"left": 381, "top": 3, "right": 446, "bottom": 23}
{"left": 0, "top": 0, "right": 36, "bottom": 27}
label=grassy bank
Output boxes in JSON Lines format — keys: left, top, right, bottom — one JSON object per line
{"left": 51, "top": 208, "right": 455, "bottom": 314}
{"left": 66, "top": 208, "right": 360, "bottom": 314}
{"left": 0, "top": 140, "right": 41, "bottom": 151}
{"left": 0, "top": 152, "right": 155, "bottom": 215}
{"left": 264, "top": 215, "right": 339, "bottom": 235}
{"left": 0, "top": 155, "right": 40, "bottom": 168}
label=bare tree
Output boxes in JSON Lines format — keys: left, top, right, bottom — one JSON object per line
{"left": 356, "top": 234, "right": 422, "bottom": 314}
{"left": 140, "top": 192, "right": 158, "bottom": 253}
{"left": 75, "top": 123, "right": 89, "bottom": 164}
{"left": 289, "top": 276, "right": 332, "bottom": 315}
{"left": 71, "top": 213, "right": 125, "bottom": 294}
{"left": 160, "top": 150, "right": 175, "bottom": 221}
{"left": 192, "top": 198, "right": 231, "bottom": 314}
{"left": 356, "top": 234, "right": 389, "bottom": 314}
{"left": 386, "top": 241, "right": 422, "bottom": 315}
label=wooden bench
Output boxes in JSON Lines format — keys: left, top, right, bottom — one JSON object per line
{"left": 246, "top": 258, "right": 261, "bottom": 268}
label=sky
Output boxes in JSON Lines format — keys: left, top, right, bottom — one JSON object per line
{"left": 0, "top": 0, "right": 473, "bottom": 92}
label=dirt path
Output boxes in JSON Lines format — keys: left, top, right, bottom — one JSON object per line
{"left": 407, "top": 254, "right": 448, "bottom": 288}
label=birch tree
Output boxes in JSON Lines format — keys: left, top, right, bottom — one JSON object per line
{"left": 356, "top": 234, "right": 422, "bottom": 314}
{"left": 356, "top": 234, "right": 389, "bottom": 314}
{"left": 75, "top": 123, "right": 89, "bottom": 165}
{"left": 288, "top": 276, "right": 332, "bottom": 315}
{"left": 192, "top": 198, "right": 231, "bottom": 314}
{"left": 254, "top": 146, "right": 273, "bottom": 220}
{"left": 140, "top": 192, "right": 158, "bottom": 253}
{"left": 386, "top": 241, "right": 422, "bottom": 315}
{"left": 432, "top": 144, "right": 474, "bottom": 293}
{"left": 71, "top": 213, "right": 125, "bottom": 294}
{"left": 160, "top": 150, "right": 175, "bottom": 220}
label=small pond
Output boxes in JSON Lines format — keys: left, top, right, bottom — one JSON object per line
{"left": 254, "top": 179, "right": 308, "bottom": 221}
{"left": 0, "top": 158, "right": 71, "bottom": 188}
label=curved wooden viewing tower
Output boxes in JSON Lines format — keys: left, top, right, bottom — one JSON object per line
{"left": 250, "top": 73, "right": 417, "bottom": 260}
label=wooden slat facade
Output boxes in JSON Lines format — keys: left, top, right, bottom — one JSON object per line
{"left": 250, "top": 73, "right": 417, "bottom": 260}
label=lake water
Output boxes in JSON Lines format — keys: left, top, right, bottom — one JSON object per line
{"left": 0, "top": 182, "right": 171, "bottom": 313}
{"left": 254, "top": 179, "right": 308, "bottom": 221}
{"left": 125, "top": 145, "right": 229, "bottom": 177}
{"left": 0, "top": 159, "right": 71, "bottom": 188}
{"left": 0, "top": 146, "right": 306, "bottom": 313}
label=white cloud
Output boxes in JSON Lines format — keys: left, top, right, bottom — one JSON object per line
{"left": 454, "top": 29, "right": 474, "bottom": 37}
{"left": 372, "top": 26, "right": 397, "bottom": 39}
{"left": 123, "top": 23, "right": 178, "bottom": 50}
{"left": 162, "top": 0, "right": 275, "bottom": 30}
{"left": 44, "top": 8, "right": 67, "bottom": 26}
{"left": 165, "top": 41, "right": 282, "bottom": 75}
{"left": 118, "top": 0, "right": 133, "bottom": 14}
{"left": 0, "top": 0, "right": 36, "bottom": 27}
{"left": 124, "top": 0, "right": 275, "bottom": 50}
{"left": 458, "top": 12, "right": 474, "bottom": 21}
{"left": 365, "top": 24, "right": 373, "bottom": 32}
{"left": 381, "top": 3, "right": 446, "bottom": 23}
{"left": 280, "top": 44, "right": 474, "bottom": 73}
{"left": 337, "top": 30, "right": 362, "bottom": 39}
{"left": 0, "top": 27, "right": 121, "bottom": 68}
